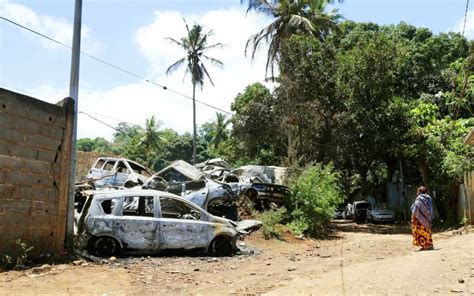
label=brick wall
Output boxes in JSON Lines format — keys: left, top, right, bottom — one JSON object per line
{"left": 0, "top": 88, "right": 73, "bottom": 257}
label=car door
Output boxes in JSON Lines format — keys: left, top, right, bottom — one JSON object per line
{"left": 107, "top": 160, "right": 130, "bottom": 187}
{"left": 158, "top": 196, "right": 211, "bottom": 250}
{"left": 112, "top": 195, "right": 160, "bottom": 251}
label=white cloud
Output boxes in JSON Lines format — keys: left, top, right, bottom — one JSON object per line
{"left": 132, "top": 8, "right": 274, "bottom": 134}
{"left": 16, "top": 8, "right": 275, "bottom": 141}
{"left": 454, "top": 10, "right": 474, "bottom": 39}
{"left": 0, "top": 0, "right": 102, "bottom": 53}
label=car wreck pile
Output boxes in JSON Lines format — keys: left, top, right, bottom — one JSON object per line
{"left": 74, "top": 157, "right": 290, "bottom": 257}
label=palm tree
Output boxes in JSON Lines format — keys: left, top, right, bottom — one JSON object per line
{"left": 242, "top": 0, "right": 342, "bottom": 78}
{"left": 166, "top": 20, "right": 224, "bottom": 164}
{"left": 209, "top": 112, "right": 230, "bottom": 150}
{"left": 137, "top": 116, "right": 165, "bottom": 168}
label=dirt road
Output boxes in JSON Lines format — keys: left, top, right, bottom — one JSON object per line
{"left": 1, "top": 221, "right": 472, "bottom": 295}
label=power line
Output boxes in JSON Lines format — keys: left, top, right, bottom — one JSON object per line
{"left": 78, "top": 111, "right": 132, "bottom": 137}
{"left": 0, "top": 82, "right": 140, "bottom": 132}
{"left": 0, "top": 16, "right": 234, "bottom": 115}
{"left": 463, "top": 0, "right": 470, "bottom": 37}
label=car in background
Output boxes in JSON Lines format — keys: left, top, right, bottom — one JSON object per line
{"left": 144, "top": 160, "right": 240, "bottom": 220}
{"left": 75, "top": 189, "right": 239, "bottom": 257}
{"left": 334, "top": 204, "right": 346, "bottom": 219}
{"left": 366, "top": 203, "right": 395, "bottom": 223}
{"left": 350, "top": 200, "right": 370, "bottom": 222}
{"left": 86, "top": 157, "right": 154, "bottom": 188}
{"left": 215, "top": 165, "right": 290, "bottom": 210}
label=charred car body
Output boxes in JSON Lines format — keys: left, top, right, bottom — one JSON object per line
{"left": 210, "top": 165, "right": 290, "bottom": 209}
{"left": 86, "top": 157, "right": 154, "bottom": 188}
{"left": 75, "top": 189, "right": 239, "bottom": 256}
{"left": 144, "top": 160, "right": 240, "bottom": 220}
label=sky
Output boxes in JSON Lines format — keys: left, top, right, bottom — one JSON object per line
{"left": 0, "top": 0, "right": 471, "bottom": 140}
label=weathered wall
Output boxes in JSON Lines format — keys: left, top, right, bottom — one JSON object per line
{"left": 459, "top": 171, "right": 474, "bottom": 224}
{"left": 0, "top": 88, "right": 73, "bottom": 257}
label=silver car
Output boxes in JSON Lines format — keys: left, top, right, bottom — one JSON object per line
{"left": 366, "top": 203, "right": 396, "bottom": 223}
{"left": 76, "top": 189, "right": 239, "bottom": 256}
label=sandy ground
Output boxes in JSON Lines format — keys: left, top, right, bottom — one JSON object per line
{"left": 0, "top": 221, "right": 473, "bottom": 295}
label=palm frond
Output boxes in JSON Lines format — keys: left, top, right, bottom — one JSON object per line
{"left": 166, "top": 57, "right": 186, "bottom": 75}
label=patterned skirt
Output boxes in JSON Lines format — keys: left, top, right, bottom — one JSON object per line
{"left": 411, "top": 216, "right": 433, "bottom": 249}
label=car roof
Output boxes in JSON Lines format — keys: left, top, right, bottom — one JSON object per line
{"left": 91, "top": 189, "right": 203, "bottom": 210}
{"left": 95, "top": 157, "right": 154, "bottom": 174}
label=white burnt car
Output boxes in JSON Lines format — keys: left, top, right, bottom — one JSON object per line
{"left": 86, "top": 157, "right": 154, "bottom": 188}
{"left": 76, "top": 189, "right": 239, "bottom": 257}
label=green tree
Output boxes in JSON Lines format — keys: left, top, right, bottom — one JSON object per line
{"left": 208, "top": 112, "right": 230, "bottom": 150}
{"left": 242, "top": 0, "right": 342, "bottom": 78}
{"left": 166, "top": 20, "right": 224, "bottom": 164}
{"left": 286, "top": 163, "right": 343, "bottom": 235}
{"left": 124, "top": 116, "right": 165, "bottom": 170}
{"left": 231, "top": 82, "right": 284, "bottom": 164}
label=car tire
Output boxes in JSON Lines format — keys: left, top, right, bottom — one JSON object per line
{"left": 209, "top": 236, "right": 235, "bottom": 256}
{"left": 90, "top": 236, "right": 121, "bottom": 257}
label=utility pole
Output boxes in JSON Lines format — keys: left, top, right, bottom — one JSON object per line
{"left": 66, "top": 0, "right": 82, "bottom": 249}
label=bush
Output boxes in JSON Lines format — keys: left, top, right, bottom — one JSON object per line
{"left": 258, "top": 208, "right": 287, "bottom": 239}
{"left": 286, "top": 163, "right": 343, "bottom": 235}
{"left": 1, "top": 239, "right": 34, "bottom": 270}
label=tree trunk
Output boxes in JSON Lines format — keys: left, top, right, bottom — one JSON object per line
{"left": 418, "top": 157, "right": 431, "bottom": 193}
{"left": 192, "top": 82, "right": 197, "bottom": 165}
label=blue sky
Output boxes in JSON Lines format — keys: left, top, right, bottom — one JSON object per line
{"left": 0, "top": 0, "right": 471, "bottom": 140}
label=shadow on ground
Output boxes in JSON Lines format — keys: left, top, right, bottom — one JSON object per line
{"left": 331, "top": 220, "right": 412, "bottom": 235}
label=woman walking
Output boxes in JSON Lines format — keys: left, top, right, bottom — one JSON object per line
{"left": 411, "top": 186, "right": 434, "bottom": 250}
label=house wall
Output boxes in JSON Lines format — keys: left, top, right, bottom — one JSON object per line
{"left": 0, "top": 88, "right": 73, "bottom": 257}
{"left": 459, "top": 171, "right": 474, "bottom": 224}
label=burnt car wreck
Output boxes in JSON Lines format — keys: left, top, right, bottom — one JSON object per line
{"left": 75, "top": 189, "right": 240, "bottom": 257}
{"left": 143, "top": 160, "right": 240, "bottom": 220}
{"left": 73, "top": 157, "right": 283, "bottom": 257}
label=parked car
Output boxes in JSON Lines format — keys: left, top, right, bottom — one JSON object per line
{"left": 366, "top": 203, "right": 395, "bottom": 223}
{"left": 334, "top": 204, "right": 346, "bottom": 219}
{"left": 75, "top": 189, "right": 239, "bottom": 257}
{"left": 352, "top": 201, "right": 371, "bottom": 221}
{"left": 86, "top": 157, "right": 154, "bottom": 188}
{"left": 342, "top": 203, "right": 353, "bottom": 220}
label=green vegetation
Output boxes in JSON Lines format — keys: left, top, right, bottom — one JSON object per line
{"left": 1, "top": 239, "right": 34, "bottom": 270}
{"left": 286, "top": 164, "right": 343, "bottom": 235}
{"left": 78, "top": 7, "right": 474, "bottom": 227}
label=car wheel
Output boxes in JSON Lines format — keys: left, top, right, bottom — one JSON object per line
{"left": 209, "top": 236, "right": 235, "bottom": 256}
{"left": 91, "top": 236, "right": 120, "bottom": 257}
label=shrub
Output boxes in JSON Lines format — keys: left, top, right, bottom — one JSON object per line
{"left": 1, "top": 239, "right": 34, "bottom": 270}
{"left": 286, "top": 163, "right": 343, "bottom": 235}
{"left": 258, "top": 208, "right": 287, "bottom": 239}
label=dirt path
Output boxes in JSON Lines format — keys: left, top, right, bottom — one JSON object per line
{"left": 1, "top": 222, "right": 472, "bottom": 295}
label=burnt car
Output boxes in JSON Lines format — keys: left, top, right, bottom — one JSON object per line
{"left": 86, "top": 157, "right": 154, "bottom": 188}
{"left": 351, "top": 201, "right": 371, "bottom": 221}
{"left": 75, "top": 189, "right": 239, "bottom": 257}
{"left": 215, "top": 165, "right": 290, "bottom": 210}
{"left": 366, "top": 203, "right": 395, "bottom": 223}
{"left": 143, "top": 160, "right": 240, "bottom": 220}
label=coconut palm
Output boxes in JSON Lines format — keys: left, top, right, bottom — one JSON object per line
{"left": 166, "top": 20, "right": 224, "bottom": 164}
{"left": 242, "top": 0, "right": 342, "bottom": 78}
{"left": 209, "top": 112, "right": 230, "bottom": 150}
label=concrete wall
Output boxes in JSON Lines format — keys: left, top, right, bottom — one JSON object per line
{"left": 0, "top": 88, "right": 73, "bottom": 257}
